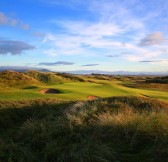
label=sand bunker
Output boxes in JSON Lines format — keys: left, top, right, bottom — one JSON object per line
{"left": 88, "top": 96, "right": 100, "bottom": 100}
{"left": 40, "top": 89, "right": 61, "bottom": 94}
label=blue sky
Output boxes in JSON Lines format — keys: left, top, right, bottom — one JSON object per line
{"left": 0, "top": 0, "right": 168, "bottom": 72}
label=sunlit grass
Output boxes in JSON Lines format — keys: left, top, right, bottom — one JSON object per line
{"left": 0, "top": 80, "right": 168, "bottom": 102}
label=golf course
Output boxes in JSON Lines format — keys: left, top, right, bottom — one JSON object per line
{"left": 1, "top": 0, "right": 168, "bottom": 161}
{"left": 0, "top": 70, "right": 168, "bottom": 102}
{"left": 1, "top": 70, "right": 168, "bottom": 162}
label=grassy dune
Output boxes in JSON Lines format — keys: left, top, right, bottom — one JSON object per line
{"left": 0, "top": 97, "right": 168, "bottom": 162}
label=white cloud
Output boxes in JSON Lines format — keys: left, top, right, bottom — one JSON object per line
{"left": 43, "top": 0, "right": 146, "bottom": 57}
{"left": 89, "top": 0, "right": 145, "bottom": 31}
{"left": 42, "top": 30, "right": 168, "bottom": 64}
{"left": 123, "top": 46, "right": 167, "bottom": 62}
{"left": 58, "top": 21, "right": 124, "bottom": 37}
{"left": 42, "top": 31, "right": 123, "bottom": 57}
{"left": 41, "top": 0, "right": 168, "bottom": 66}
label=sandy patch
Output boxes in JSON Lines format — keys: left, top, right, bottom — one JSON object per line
{"left": 40, "top": 89, "right": 61, "bottom": 94}
{"left": 88, "top": 96, "right": 100, "bottom": 100}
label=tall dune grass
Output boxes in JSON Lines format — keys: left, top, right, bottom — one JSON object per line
{"left": 0, "top": 97, "right": 168, "bottom": 161}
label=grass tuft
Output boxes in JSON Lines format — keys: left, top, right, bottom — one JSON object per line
{"left": 0, "top": 97, "right": 168, "bottom": 161}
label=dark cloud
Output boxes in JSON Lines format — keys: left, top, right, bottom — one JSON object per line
{"left": 106, "top": 54, "right": 119, "bottom": 57}
{"left": 0, "top": 40, "right": 35, "bottom": 55}
{"left": 82, "top": 64, "right": 99, "bottom": 66}
{"left": 139, "top": 32, "right": 166, "bottom": 46}
{"left": 38, "top": 61, "right": 74, "bottom": 66}
{"left": 139, "top": 60, "right": 168, "bottom": 63}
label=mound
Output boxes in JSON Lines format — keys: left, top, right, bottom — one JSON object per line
{"left": 0, "top": 70, "right": 40, "bottom": 87}
{"left": 40, "top": 88, "right": 61, "bottom": 94}
{"left": 55, "top": 72, "right": 85, "bottom": 82}
{"left": 1, "top": 96, "right": 168, "bottom": 162}
{"left": 146, "top": 76, "right": 168, "bottom": 84}
{"left": 26, "top": 71, "right": 66, "bottom": 84}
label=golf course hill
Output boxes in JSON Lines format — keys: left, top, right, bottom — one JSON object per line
{"left": 0, "top": 70, "right": 40, "bottom": 87}
{"left": 146, "top": 76, "right": 168, "bottom": 84}
{"left": 26, "top": 70, "right": 66, "bottom": 84}
{"left": 0, "top": 70, "right": 85, "bottom": 87}
{"left": 26, "top": 70, "right": 85, "bottom": 84}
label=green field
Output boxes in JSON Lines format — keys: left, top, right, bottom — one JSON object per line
{"left": 0, "top": 79, "right": 168, "bottom": 102}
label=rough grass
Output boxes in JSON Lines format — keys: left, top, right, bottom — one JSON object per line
{"left": 0, "top": 97, "right": 168, "bottom": 162}
{"left": 121, "top": 75, "right": 168, "bottom": 91}
{"left": 0, "top": 70, "right": 40, "bottom": 87}
{"left": 26, "top": 70, "right": 66, "bottom": 84}
{"left": 26, "top": 71, "right": 85, "bottom": 84}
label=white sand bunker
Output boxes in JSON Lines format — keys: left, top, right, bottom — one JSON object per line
{"left": 40, "top": 89, "right": 61, "bottom": 94}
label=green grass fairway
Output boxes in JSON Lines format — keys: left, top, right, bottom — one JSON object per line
{"left": 0, "top": 80, "right": 168, "bottom": 102}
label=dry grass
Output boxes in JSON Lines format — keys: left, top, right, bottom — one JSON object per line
{"left": 0, "top": 97, "right": 168, "bottom": 161}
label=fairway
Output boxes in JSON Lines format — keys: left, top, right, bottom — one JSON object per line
{"left": 0, "top": 80, "right": 168, "bottom": 102}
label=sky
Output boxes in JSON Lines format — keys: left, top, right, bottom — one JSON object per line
{"left": 0, "top": 0, "right": 168, "bottom": 72}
